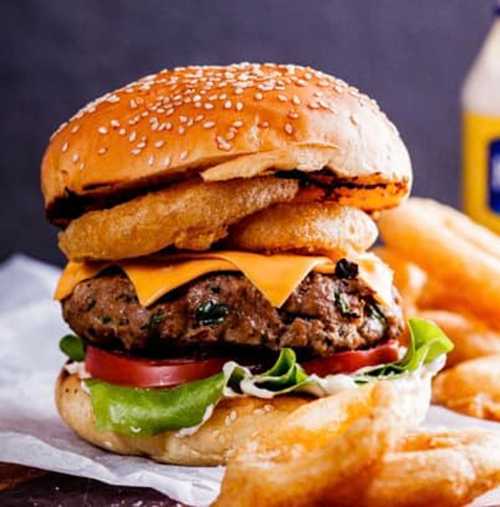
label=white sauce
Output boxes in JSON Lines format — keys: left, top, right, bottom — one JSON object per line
{"left": 175, "top": 403, "right": 215, "bottom": 438}
{"left": 64, "top": 361, "right": 91, "bottom": 379}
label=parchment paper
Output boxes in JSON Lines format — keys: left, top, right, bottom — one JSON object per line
{"left": 0, "top": 255, "right": 498, "bottom": 506}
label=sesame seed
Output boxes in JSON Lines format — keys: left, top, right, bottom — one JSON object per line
{"left": 216, "top": 135, "right": 232, "bottom": 151}
{"left": 162, "top": 155, "right": 171, "bottom": 168}
{"left": 72, "top": 153, "right": 79, "bottom": 163}
{"left": 254, "top": 92, "right": 263, "bottom": 100}
{"left": 178, "top": 126, "right": 185, "bottom": 135}
{"left": 148, "top": 155, "right": 155, "bottom": 166}
{"left": 129, "top": 99, "right": 138, "bottom": 109}
{"left": 234, "top": 87, "right": 244, "bottom": 95}
{"left": 233, "top": 120, "right": 243, "bottom": 128}
{"left": 131, "top": 148, "right": 141, "bottom": 156}
{"left": 97, "top": 126, "right": 108, "bottom": 135}
{"left": 292, "top": 95, "right": 301, "bottom": 105}
{"left": 180, "top": 150, "right": 188, "bottom": 160}
{"left": 70, "top": 125, "right": 80, "bottom": 134}
{"left": 288, "top": 111, "right": 300, "bottom": 119}
{"left": 180, "top": 115, "right": 188, "bottom": 123}
{"left": 137, "top": 141, "right": 146, "bottom": 149}
{"left": 204, "top": 102, "right": 214, "bottom": 110}
{"left": 97, "top": 147, "right": 107, "bottom": 155}
{"left": 154, "top": 140, "right": 165, "bottom": 148}
{"left": 260, "top": 121, "right": 269, "bottom": 128}
{"left": 110, "top": 119, "right": 120, "bottom": 128}
{"left": 203, "top": 120, "right": 215, "bottom": 129}
{"left": 277, "top": 94, "right": 288, "bottom": 102}
{"left": 61, "top": 142, "right": 69, "bottom": 153}
{"left": 235, "top": 101, "right": 243, "bottom": 111}
{"left": 129, "top": 131, "right": 137, "bottom": 142}
{"left": 284, "top": 123, "right": 294, "bottom": 135}
{"left": 118, "top": 128, "right": 127, "bottom": 136}
{"left": 224, "top": 100, "right": 232, "bottom": 109}
{"left": 165, "top": 122, "right": 172, "bottom": 130}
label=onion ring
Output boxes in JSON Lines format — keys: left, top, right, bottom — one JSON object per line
{"left": 229, "top": 202, "right": 378, "bottom": 257}
{"left": 59, "top": 176, "right": 298, "bottom": 261}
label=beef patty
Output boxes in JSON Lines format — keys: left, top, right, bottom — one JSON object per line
{"left": 62, "top": 266, "right": 403, "bottom": 359}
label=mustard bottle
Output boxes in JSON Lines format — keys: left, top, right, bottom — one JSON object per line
{"left": 462, "top": 2, "right": 500, "bottom": 233}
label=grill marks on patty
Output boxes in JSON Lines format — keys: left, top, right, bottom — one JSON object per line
{"left": 62, "top": 270, "right": 403, "bottom": 359}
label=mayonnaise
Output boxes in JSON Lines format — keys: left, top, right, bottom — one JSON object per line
{"left": 462, "top": 3, "right": 500, "bottom": 233}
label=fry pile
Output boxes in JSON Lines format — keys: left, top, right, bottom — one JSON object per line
{"left": 215, "top": 380, "right": 500, "bottom": 506}
{"left": 376, "top": 197, "right": 500, "bottom": 422}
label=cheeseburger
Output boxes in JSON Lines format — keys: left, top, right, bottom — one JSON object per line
{"left": 42, "top": 63, "right": 451, "bottom": 465}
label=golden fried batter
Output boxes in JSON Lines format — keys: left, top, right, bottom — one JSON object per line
{"left": 229, "top": 202, "right": 378, "bottom": 257}
{"left": 59, "top": 177, "right": 298, "bottom": 261}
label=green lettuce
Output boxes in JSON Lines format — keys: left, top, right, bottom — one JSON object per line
{"left": 86, "top": 373, "right": 225, "bottom": 435}
{"left": 59, "top": 334, "right": 85, "bottom": 362}
{"left": 353, "top": 317, "right": 454, "bottom": 382}
{"left": 60, "top": 318, "right": 453, "bottom": 436}
{"left": 85, "top": 347, "right": 304, "bottom": 436}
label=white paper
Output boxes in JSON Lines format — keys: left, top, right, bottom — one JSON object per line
{"left": 0, "top": 254, "right": 499, "bottom": 506}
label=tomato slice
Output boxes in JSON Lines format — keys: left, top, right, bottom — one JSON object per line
{"left": 85, "top": 346, "right": 227, "bottom": 388}
{"left": 302, "top": 341, "right": 400, "bottom": 377}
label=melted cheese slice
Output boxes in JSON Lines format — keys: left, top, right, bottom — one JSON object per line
{"left": 54, "top": 250, "right": 394, "bottom": 308}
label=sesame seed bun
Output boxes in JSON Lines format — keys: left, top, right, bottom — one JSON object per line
{"left": 56, "top": 370, "right": 308, "bottom": 466}
{"left": 42, "top": 62, "right": 411, "bottom": 222}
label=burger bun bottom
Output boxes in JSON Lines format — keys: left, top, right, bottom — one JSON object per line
{"left": 55, "top": 370, "right": 309, "bottom": 465}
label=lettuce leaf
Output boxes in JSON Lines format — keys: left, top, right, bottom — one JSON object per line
{"left": 61, "top": 318, "right": 453, "bottom": 436}
{"left": 85, "top": 348, "right": 306, "bottom": 436}
{"left": 86, "top": 373, "right": 225, "bottom": 435}
{"left": 353, "top": 317, "right": 454, "bottom": 382}
{"left": 59, "top": 334, "right": 85, "bottom": 362}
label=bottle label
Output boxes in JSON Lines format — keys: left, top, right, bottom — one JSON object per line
{"left": 463, "top": 112, "right": 500, "bottom": 233}
{"left": 490, "top": 139, "right": 500, "bottom": 212}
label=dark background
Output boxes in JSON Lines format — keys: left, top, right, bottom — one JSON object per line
{"left": 1, "top": 1, "right": 495, "bottom": 266}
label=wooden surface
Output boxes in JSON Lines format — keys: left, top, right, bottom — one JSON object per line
{"left": 0, "top": 463, "right": 190, "bottom": 506}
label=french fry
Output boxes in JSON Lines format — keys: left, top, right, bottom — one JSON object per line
{"left": 419, "top": 310, "right": 500, "bottom": 367}
{"left": 364, "top": 430, "right": 500, "bottom": 507}
{"left": 378, "top": 198, "right": 500, "bottom": 330}
{"left": 433, "top": 355, "right": 500, "bottom": 421}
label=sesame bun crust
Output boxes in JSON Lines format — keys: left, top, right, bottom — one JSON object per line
{"left": 42, "top": 63, "right": 411, "bottom": 217}
{"left": 56, "top": 370, "right": 308, "bottom": 466}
